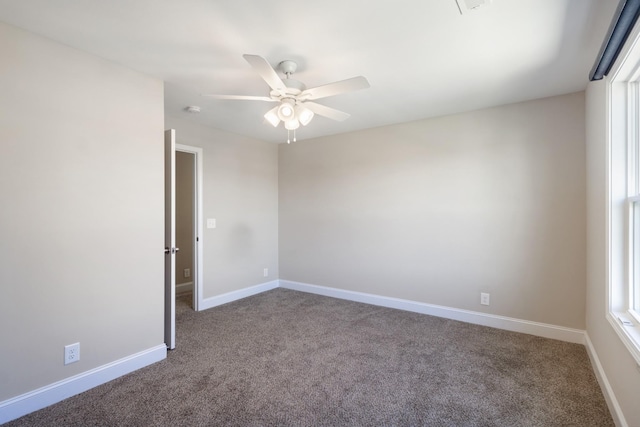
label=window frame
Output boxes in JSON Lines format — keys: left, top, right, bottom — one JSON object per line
{"left": 607, "top": 23, "right": 640, "bottom": 366}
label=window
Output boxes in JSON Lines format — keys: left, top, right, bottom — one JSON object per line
{"left": 608, "top": 26, "right": 640, "bottom": 365}
{"left": 629, "top": 87, "right": 640, "bottom": 323}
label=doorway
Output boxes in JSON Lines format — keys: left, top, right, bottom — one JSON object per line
{"left": 175, "top": 151, "right": 195, "bottom": 303}
{"left": 175, "top": 143, "right": 203, "bottom": 313}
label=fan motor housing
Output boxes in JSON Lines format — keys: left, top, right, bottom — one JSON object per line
{"left": 284, "top": 79, "right": 305, "bottom": 92}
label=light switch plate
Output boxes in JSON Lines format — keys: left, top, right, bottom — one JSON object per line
{"left": 207, "top": 218, "right": 216, "bottom": 229}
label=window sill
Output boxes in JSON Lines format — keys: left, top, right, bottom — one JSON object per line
{"left": 607, "top": 312, "right": 640, "bottom": 366}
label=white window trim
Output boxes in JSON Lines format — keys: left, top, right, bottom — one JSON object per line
{"left": 607, "top": 21, "right": 640, "bottom": 366}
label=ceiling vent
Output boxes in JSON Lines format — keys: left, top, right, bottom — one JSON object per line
{"left": 455, "top": 0, "right": 492, "bottom": 15}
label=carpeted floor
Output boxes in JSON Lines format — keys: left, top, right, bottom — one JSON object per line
{"left": 6, "top": 288, "right": 613, "bottom": 426}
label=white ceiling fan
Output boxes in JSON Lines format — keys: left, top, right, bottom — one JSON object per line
{"left": 203, "top": 54, "right": 370, "bottom": 142}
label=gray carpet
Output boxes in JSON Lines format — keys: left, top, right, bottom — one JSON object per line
{"left": 7, "top": 288, "right": 613, "bottom": 426}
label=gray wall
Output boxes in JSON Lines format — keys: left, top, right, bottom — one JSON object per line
{"left": 165, "top": 115, "right": 279, "bottom": 299}
{"left": 586, "top": 80, "right": 640, "bottom": 425}
{"left": 0, "top": 22, "right": 165, "bottom": 400}
{"left": 279, "top": 92, "right": 586, "bottom": 329}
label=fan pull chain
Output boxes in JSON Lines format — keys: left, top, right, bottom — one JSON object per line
{"left": 286, "top": 129, "right": 297, "bottom": 144}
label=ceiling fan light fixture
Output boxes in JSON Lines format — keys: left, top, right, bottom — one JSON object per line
{"left": 204, "top": 54, "right": 370, "bottom": 142}
{"left": 277, "top": 99, "right": 296, "bottom": 121}
{"left": 264, "top": 106, "right": 280, "bottom": 127}
{"left": 296, "top": 105, "right": 314, "bottom": 126}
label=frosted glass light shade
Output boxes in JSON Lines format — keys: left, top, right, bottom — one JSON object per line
{"left": 277, "top": 99, "right": 295, "bottom": 121}
{"left": 296, "top": 105, "right": 314, "bottom": 126}
{"left": 284, "top": 118, "right": 300, "bottom": 130}
{"left": 264, "top": 106, "right": 280, "bottom": 127}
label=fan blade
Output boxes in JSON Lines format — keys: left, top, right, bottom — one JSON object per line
{"left": 243, "top": 54, "right": 287, "bottom": 94}
{"left": 303, "top": 102, "right": 351, "bottom": 121}
{"left": 300, "top": 76, "right": 370, "bottom": 100}
{"left": 201, "top": 94, "right": 275, "bottom": 102}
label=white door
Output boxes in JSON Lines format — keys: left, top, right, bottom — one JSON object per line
{"left": 164, "top": 129, "right": 177, "bottom": 350}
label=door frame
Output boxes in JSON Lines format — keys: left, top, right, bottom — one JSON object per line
{"left": 176, "top": 143, "right": 204, "bottom": 311}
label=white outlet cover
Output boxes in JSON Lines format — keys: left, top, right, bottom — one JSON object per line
{"left": 64, "top": 343, "right": 80, "bottom": 365}
{"left": 480, "top": 293, "right": 490, "bottom": 306}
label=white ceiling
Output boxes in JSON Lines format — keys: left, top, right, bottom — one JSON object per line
{"left": 0, "top": 0, "right": 618, "bottom": 143}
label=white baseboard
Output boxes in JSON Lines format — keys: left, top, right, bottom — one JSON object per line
{"left": 176, "top": 281, "right": 193, "bottom": 294}
{"left": 279, "top": 280, "right": 586, "bottom": 344}
{"left": 584, "top": 333, "right": 627, "bottom": 427}
{"left": 0, "top": 344, "right": 166, "bottom": 425}
{"left": 199, "top": 280, "right": 279, "bottom": 311}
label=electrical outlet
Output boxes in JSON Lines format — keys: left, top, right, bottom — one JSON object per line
{"left": 480, "top": 292, "right": 490, "bottom": 306}
{"left": 184, "top": 268, "right": 190, "bottom": 278}
{"left": 64, "top": 343, "right": 80, "bottom": 365}
{"left": 263, "top": 268, "right": 268, "bottom": 278}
